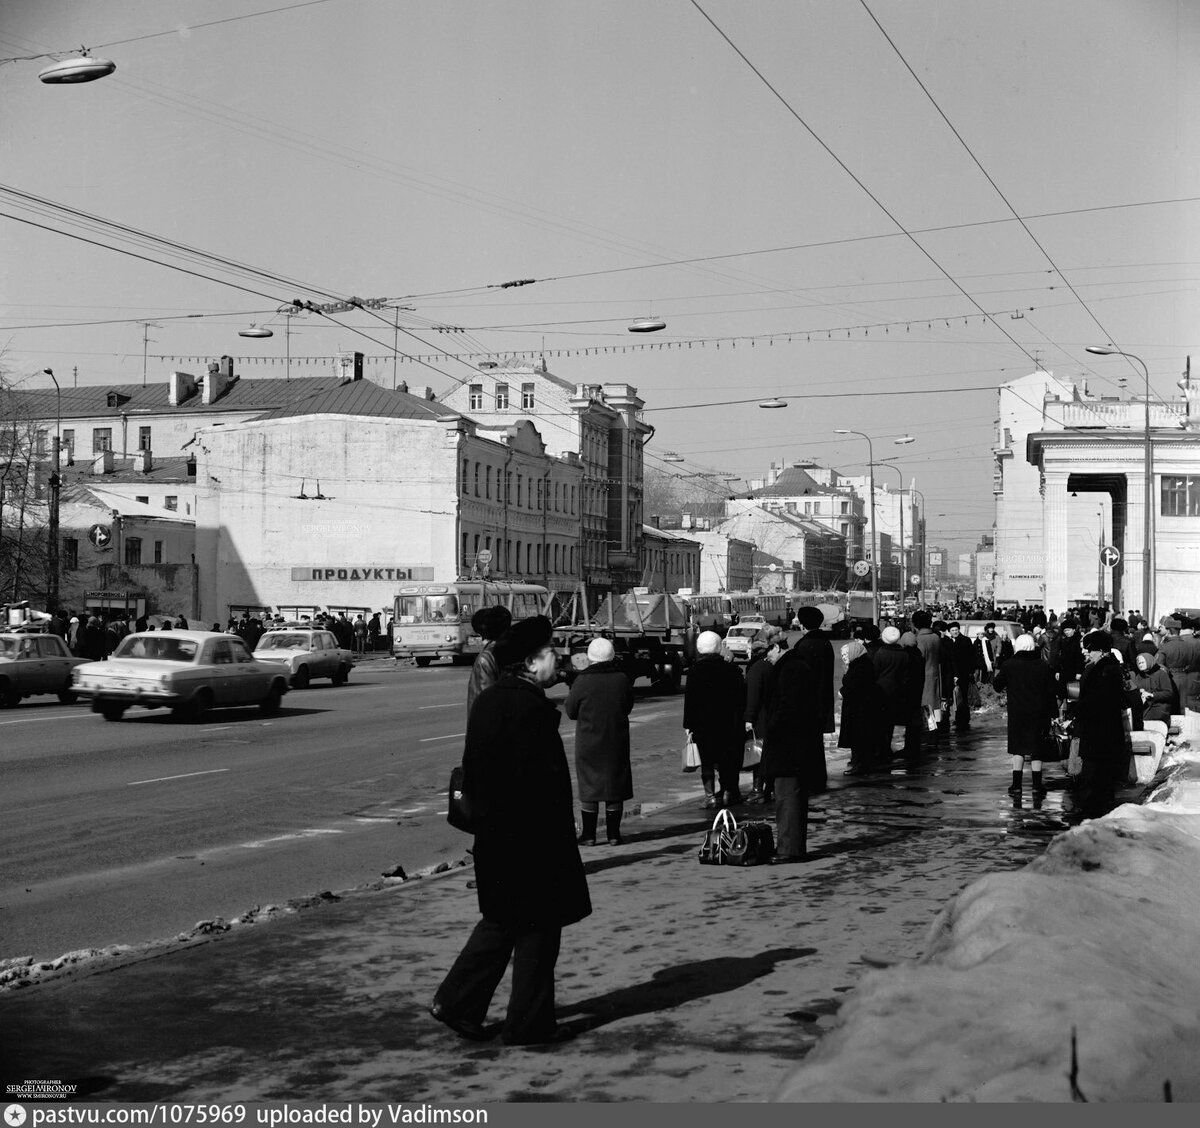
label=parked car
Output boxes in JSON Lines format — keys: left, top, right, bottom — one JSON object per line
{"left": 954, "top": 619, "right": 1023, "bottom": 643}
{"left": 253, "top": 627, "right": 353, "bottom": 688}
{"left": 0, "top": 631, "right": 87, "bottom": 707}
{"left": 72, "top": 630, "right": 290, "bottom": 721}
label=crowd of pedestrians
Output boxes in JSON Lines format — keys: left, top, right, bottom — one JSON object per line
{"left": 433, "top": 597, "right": 1200, "bottom": 1049}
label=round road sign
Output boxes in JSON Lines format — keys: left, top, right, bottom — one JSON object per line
{"left": 852, "top": 560, "right": 871, "bottom": 578}
{"left": 1100, "top": 545, "right": 1121, "bottom": 568}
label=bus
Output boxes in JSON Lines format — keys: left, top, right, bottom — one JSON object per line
{"left": 391, "top": 580, "right": 550, "bottom": 666}
{"left": 675, "top": 591, "right": 792, "bottom": 634}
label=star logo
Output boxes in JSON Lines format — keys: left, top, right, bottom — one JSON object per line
{"left": 5, "top": 1105, "right": 28, "bottom": 1127}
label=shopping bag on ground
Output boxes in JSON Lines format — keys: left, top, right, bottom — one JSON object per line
{"left": 726, "top": 820, "right": 774, "bottom": 866}
{"left": 698, "top": 809, "right": 736, "bottom": 864}
{"left": 682, "top": 730, "right": 701, "bottom": 773}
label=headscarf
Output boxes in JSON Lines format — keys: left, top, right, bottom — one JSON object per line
{"left": 841, "top": 639, "right": 866, "bottom": 665}
{"left": 1013, "top": 633, "right": 1036, "bottom": 653}
{"left": 881, "top": 626, "right": 901, "bottom": 644}
{"left": 586, "top": 638, "right": 615, "bottom": 664}
{"left": 695, "top": 630, "right": 722, "bottom": 655}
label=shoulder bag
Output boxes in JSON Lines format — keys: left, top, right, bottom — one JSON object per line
{"left": 698, "top": 809, "right": 736, "bottom": 864}
{"left": 447, "top": 764, "right": 475, "bottom": 833}
{"left": 743, "top": 727, "right": 763, "bottom": 767}
{"left": 682, "top": 729, "right": 702, "bottom": 773}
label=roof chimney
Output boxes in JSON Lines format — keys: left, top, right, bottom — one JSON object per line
{"left": 425, "top": 386, "right": 436, "bottom": 400}
{"left": 169, "top": 371, "right": 197, "bottom": 406}
{"left": 92, "top": 450, "right": 114, "bottom": 475}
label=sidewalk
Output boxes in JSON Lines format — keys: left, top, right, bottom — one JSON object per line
{"left": 1, "top": 712, "right": 1093, "bottom": 1103}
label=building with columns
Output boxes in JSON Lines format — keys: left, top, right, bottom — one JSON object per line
{"left": 996, "top": 366, "right": 1200, "bottom": 622}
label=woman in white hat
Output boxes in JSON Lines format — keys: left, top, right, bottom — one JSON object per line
{"left": 564, "top": 637, "right": 634, "bottom": 845}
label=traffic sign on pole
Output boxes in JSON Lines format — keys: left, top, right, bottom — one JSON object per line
{"left": 1100, "top": 545, "right": 1121, "bottom": 568}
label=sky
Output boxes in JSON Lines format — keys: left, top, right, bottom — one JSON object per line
{"left": 3, "top": 0, "right": 1200, "bottom": 560}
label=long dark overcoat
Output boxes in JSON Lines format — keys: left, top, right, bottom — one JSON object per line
{"left": 743, "top": 652, "right": 776, "bottom": 737}
{"left": 793, "top": 630, "right": 835, "bottom": 734}
{"left": 871, "top": 642, "right": 912, "bottom": 724}
{"left": 993, "top": 651, "right": 1058, "bottom": 757}
{"left": 683, "top": 654, "right": 746, "bottom": 749}
{"left": 564, "top": 661, "right": 634, "bottom": 802}
{"left": 1075, "top": 655, "right": 1129, "bottom": 767}
{"left": 462, "top": 675, "right": 592, "bottom": 930}
{"left": 761, "top": 649, "right": 825, "bottom": 785}
{"left": 915, "top": 628, "right": 943, "bottom": 711}
{"left": 1131, "top": 665, "right": 1177, "bottom": 725}
{"left": 838, "top": 652, "right": 889, "bottom": 756}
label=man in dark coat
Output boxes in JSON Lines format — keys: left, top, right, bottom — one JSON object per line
{"left": 791, "top": 605, "right": 834, "bottom": 793}
{"left": 993, "top": 633, "right": 1059, "bottom": 798}
{"left": 432, "top": 615, "right": 590, "bottom": 1046}
{"left": 564, "top": 637, "right": 634, "bottom": 845}
{"left": 683, "top": 630, "right": 747, "bottom": 808}
{"left": 932, "top": 619, "right": 955, "bottom": 735}
{"left": 466, "top": 605, "right": 512, "bottom": 717}
{"left": 1069, "top": 630, "right": 1130, "bottom": 821}
{"left": 838, "top": 638, "right": 888, "bottom": 774}
{"left": 761, "top": 644, "right": 823, "bottom": 863}
{"left": 945, "top": 622, "right": 978, "bottom": 732}
{"left": 974, "top": 623, "right": 1012, "bottom": 686}
{"left": 1049, "top": 616, "right": 1084, "bottom": 698}
{"left": 744, "top": 628, "right": 780, "bottom": 804}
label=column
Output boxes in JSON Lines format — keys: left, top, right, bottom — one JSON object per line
{"left": 1125, "top": 469, "right": 1147, "bottom": 620}
{"left": 1043, "top": 473, "right": 1070, "bottom": 614}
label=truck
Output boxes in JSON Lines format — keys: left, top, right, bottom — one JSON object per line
{"left": 551, "top": 587, "right": 693, "bottom": 693}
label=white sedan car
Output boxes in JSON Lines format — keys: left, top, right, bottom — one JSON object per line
{"left": 253, "top": 627, "right": 354, "bottom": 688}
{"left": 72, "top": 630, "right": 290, "bottom": 722}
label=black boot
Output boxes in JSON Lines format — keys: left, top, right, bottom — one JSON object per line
{"left": 701, "top": 774, "right": 719, "bottom": 810}
{"left": 1031, "top": 770, "right": 1046, "bottom": 798}
{"left": 578, "top": 809, "right": 598, "bottom": 846}
{"left": 1007, "top": 769, "right": 1022, "bottom": 797}
{"left": 605, "top": 806, "right": 623, "bottom": 846}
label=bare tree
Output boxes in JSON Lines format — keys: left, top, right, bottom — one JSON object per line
{"left": 0, "top": 370, "right": 51, "bottom": 602}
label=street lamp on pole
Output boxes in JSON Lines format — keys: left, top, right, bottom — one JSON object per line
{"left": 1086, "top": 346, "right": 1152, "bottom": 619}
{"left": 42, "top": 368, "right": 61, "bottom": 612}
{"left": 835, "top": 429, "right": 879, "bottom": 624}
{"left": 911, "top": 488, "right": 927, "bottom": 608}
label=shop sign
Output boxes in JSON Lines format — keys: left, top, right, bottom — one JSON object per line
{"left": 290, "top": 566, "right": 435, "bottom": 582}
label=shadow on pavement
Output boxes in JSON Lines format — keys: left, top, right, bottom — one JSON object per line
{"left": 556, "top": 947, "right": 818, "bottom": 1036}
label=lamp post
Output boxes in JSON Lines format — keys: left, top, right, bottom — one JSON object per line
{"left": 835, "top": 429, "right": 878, "bottom": 624}
{"left": 42, "top": 368, "right": 61, "bottom": 613}
{"left": 911, "top": 488, "right": 926, "bottom": 609}
{"left": 1086, "top": 346, "right": 1152, "bottom": 620}
{"left": 1097, "top": 509, "right": 1105, "bottom": 609}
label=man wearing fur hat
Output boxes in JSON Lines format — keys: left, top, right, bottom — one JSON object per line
{"left": 432, "top": 615, "right": 590, "bottom": 1046}
{"left": 565, "top": 638, "right": 634, "bottom": 846}
{"left": 791, "top": 604, "right": 835, "bottom": 792}
{"left": 1069, "top": 629, "right": 1128, "bottom": 821}
{"left": 466, "top": 605, "right": 512, "bottom": 716}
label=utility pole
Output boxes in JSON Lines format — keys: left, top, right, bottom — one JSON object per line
{"left": 140, "top": 322, "right": 160, "bottom": 386}
{"left": 43, "top": 368, "right": 61, "bottom": 612}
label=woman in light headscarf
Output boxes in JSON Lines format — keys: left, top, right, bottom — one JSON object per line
{"left": 993, "top": 633, "right": 1059, "bottom": 799}
{"left": 838, "top": 638, "right": 888, "bottom": 774}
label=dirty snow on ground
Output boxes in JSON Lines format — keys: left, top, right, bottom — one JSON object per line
{"left": 776, "top": 741, "right": 1200, "bottom": 1103}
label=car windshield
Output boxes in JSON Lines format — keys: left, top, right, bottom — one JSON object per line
{"left": 0, "top": 638, "right": 17, "bottom": 657}
{"left": 113, "top": 635, "right": 198, "bottom": 663}
{"left": 728, "top": 627, "right": 759, "bottom": 639}
{"left": 257, "top": 633, "right": 309, "bottom": 651}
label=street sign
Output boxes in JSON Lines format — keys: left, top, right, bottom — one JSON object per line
{"left": 88, "top": 524, "right": 112, "bottom": 550}
{"left": 852, "top": 560, "right": 871, "bottom": 578}
{"left": 476, "top": 549, "right": 492, "bottom": 566}
{"left": 910, "top": 573, "right": 922, "bottom": 586}
{"left": 1100, "top": 545, "right": 1121, "bottom": 568}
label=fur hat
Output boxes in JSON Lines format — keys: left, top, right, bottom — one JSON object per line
{"left": 881, "top": 626, "right": 902, "bottom": 644}
{"left": 586, "top": 638, "right": 616, "bottom": 664}
{"left": 493, "top": 615, "right": 554, "bottom": 668}
{"left": 695, "top": 630, "right": 722, "bottom": 655}
{"left": 471, "top": 605, "right": 512, "bottom": 640}
{"left": 1081, "top": 629, "right": 1113, "bottom": 654}
{"left": 794, "top": 605, "right": 825, "bottom": 630}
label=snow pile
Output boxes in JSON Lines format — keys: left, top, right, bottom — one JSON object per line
{"left": 776, "top": 758, "right": 1200, "bottom": 1102}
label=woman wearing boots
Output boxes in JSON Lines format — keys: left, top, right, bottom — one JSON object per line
{"left": 744, "top": 628, "right": 782, "bottom": 804}
{"left": 993, "top": 633, "right": 1059, "bottom": 799}
{"left": 564, "top": 638, "right": 634, "bottom": 845}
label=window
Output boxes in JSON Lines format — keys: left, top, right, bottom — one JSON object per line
{"left": 461, "top": 458, "right": 469, "bottom": 494}
{"left": 154, "top": 540, "right": 163, "bottom": 564}
{"left": 485, "top": 467, "right": 491, "bottom": 500}
{"left": 522, "top": 383, "right": 535, "bottom": 409}
{"left": 124, "top": 536, "right": 142, "bottom": 565}
{"left": 468, "top": 384, "right": 483, "bottom": 410}
{"left": 136, "top": 495, "right": 149, "bottom": 504}
{"left": 138, "top": 426, "right": 152, "bottom": 451}
{"left": 841, "top": 501, "right": 849, "bottom": 514}
{"left": 63, "top": 537, "right": 78, "bottom": 571}
{"left": 35, "top": 429, "right": 48, "bottom": 456}
{"left": 474, "top": 462, "right": 480, "bottom": 497}
{"left": 93, "top": 428, "right": 112, "bottom": 453}
{"left": 164, "top": 496, "right": 178, "bottom": 511}
{"left": 62, "top": 429, "right": 74, "bottom": 458}
{"left": 1161, "top": 476, "right": 1200, "bottom": 517}
{"left": 517, "top": 475, "right": 523, "bottom": 507}
{"left": 495, "top": 383, "right": 509, "bottom": 409}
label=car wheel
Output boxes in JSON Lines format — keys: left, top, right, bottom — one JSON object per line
{"left": 187, "top": 689, "right": 214, "bottom": 722}
{"left": 332, "top": 664, "right": 350, "bottom": 686}
{"left": 0, "top": 680, "right": 18, "bottom": 708}
{"left": 414, "top": 657, "right": 432, "bottom": 668}
{"left": 292, "top": 665, "right": 310, "bottom": 689}
{"left": 259, "top": 683, "right": 284, "bottom": 715}
{"left": 101, "top": 703, "right": 126, "bottom": 722}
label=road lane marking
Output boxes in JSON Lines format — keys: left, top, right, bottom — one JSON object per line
{"left": 0, "top": 713, "right": 95, "bottom": 726}
{"left": 420, "top": 732, "right": 465, "bottom": 743}
{"left": 241, "top": 828, "right": 344, "bottom": 848}
{"left": 129, "top": 768, "right": 230, "bottom": 786}
{"left": 419, "top": 703, "right": 459, "bottom": 710}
